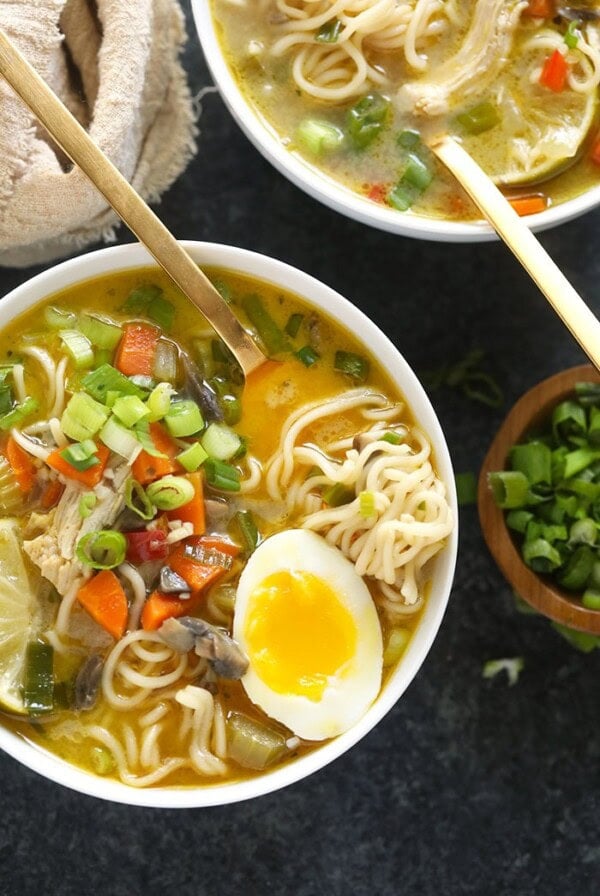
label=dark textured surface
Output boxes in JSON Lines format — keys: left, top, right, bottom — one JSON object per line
{"left": 1, "top": 4, "right": 600, "bottom": 894}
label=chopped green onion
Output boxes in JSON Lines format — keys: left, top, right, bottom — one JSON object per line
{"left": 79, "top": 493, "right": 97, "bottom": 519}
{"left": 82, "top": 364, "right": 145, "bottom": 403}
{"left": 146, "top": 382, "right": 174, "bottom": 422}
{"left": 285, "top": 313, "right": 304, "bottom": 338}
{"left": 383, "top": 627, "right": 410, "bottom": 666}
{"left": 334, "top": 350, "right": 369, "bottom": 383}
{"left": 90, "top": 745, "right": 117, "bottom": 776}
{"left": 557, "top": 545, "right": 594, "bottom": 590}
{"left": 552, "top": 399, "right": 587, "bottom": 443}
{"left": 563, "top": 447, "right": 600, "bottom": 479}
{"left": 59, "top": 330, "right": 94, "bottom": 369}
{"left": 488, "top": 470, "right": 529, "bottom": 509}
{"left": 510, "top": 441, "right": 552, "bottom": 486}
{"left": 316, "top": 18, "right": 341, "bottom": 42}
{"left": 79, "top": 314, "right": 123, "bottom": 350}
{"left": 295, "top": 118, "right": 345, "bottom": 156}
{"left": 225, "top": 711, "right": 288, "bottom": 770}
{"left": 455, "top": 472, "right": 477, "bottom": 506}
{"left": 506, "top": 509, "right": 534, "bottom": 533}
{"left": 397, "top": 128, "right": 420, "bottom": 148}
{"left": 233, "top": 509, "right": 259, "bottom": 554}
{"left": 76, "top": 530, "right": 127, "bottom": 569}
{"left": 23, "top": 641, "right": 54, "bottom": 713}
{"left": 322, "top": 482, "right": 354, "bottom": 507}
{"left": 44, "top": 306, "right": 77, "bottom": 330}
{"left": 522, "top": 537, "right": 562, "bottom": 573}
{"left": 204, "top": 458, "right": 241, "bottom": 492}
{"left": 124, "top": 477, "right": 156, "bottom": 520}
{"left": 295, "top": 345, "right": 320, "bottom": 367}
{"left": 569, "top": 517, "right": 597, "bottom": 546}
{"left": 551, "top": 622, "right": 600, "bottom": 653}
{"left": 456, "top": 101, "right": 500, "bottom": 135}
{"left": 177, "top": 441, "right": 208, "bottom": 472}
{"left": 0, "top": 396, "right": 38, "bottom": 431}
{"left": 220, "top": 394, "right": 242, "bottom": 426}
{"left": 60, "top": 439, "right": 100, "bottom": 472}
{"left": 242, "top": 294, "right": 290, "bottom": 356}
{"left": 346, "top": 93, "right": 390, "bottom": 150}
{"left": 99, "top": 416, "right": 141, "bottom": 460}
{"left": 482, "top": 657, "right": 524, "bottom": 686}
{"left": 388, "top": 181, "right": 419, "bottom": 211}
{"left": 146, "top": 475, "right": 195, "bottom": 510}
{"left": 359, "top": 490, "right": 376, "bottom": 518}
{"left": 582, "top": 588, "right": 600, "bottom": 610}
{"left": 61, "top": 393, "right": 108, "bottom": 442}
{"left": 112, "top": 395, "right": 150, "bottom": 428}
{"left": 164, "top": 400, "right": 204, "bottom": 438}
{"left": 564, "top": 20, "right": 581, "bottom": 49}
{"left": 402, "top": 153, "right": 434, "bottom": 191}
{"left": 381, "top": 431, "right": 404, "bottom": 445}
{"left": 201, "top": 421, "right": 242, "bottom": 461}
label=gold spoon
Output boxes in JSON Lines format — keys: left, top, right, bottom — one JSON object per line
{"left": 0, "top": 29, "right": 268, "bottom": 379}
{"left": 429, "top": 134, "right": 600, "bottom": 372}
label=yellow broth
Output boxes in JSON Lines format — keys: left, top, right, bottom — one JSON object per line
{"left": 1, "top": 265, "right": 431, "bottom": 787}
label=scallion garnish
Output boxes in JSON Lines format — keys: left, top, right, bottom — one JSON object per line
{"left": 61, "top": 393, "right": 108, "bottom": 442}
{"left": 76, "top": 530, "right": 127, "bottom": 569}
{"left": 346, "top": 92, "right": 390, "bottom": 150}
{"left": 295, "top": 345, "right": 320, "bottom": 367}
{"left": 334, "top": 350, "right": 369, "bottom": 383}
{"left": 78, "top": 493, "right": 98, "bottom": 519}
{"left": 359, "top": 490, "right": 376, "bottom": 518}
{"left": 455, "top": 472, "right": 477, "bottom": 506}
{"left": 316, "top": 18, "right": 341, "bottom": 42}
{"left": 204, "top": 458, "right": 241, "bottom": 492}
{"left": 59, "top": 330, "right": 94, "bottom": 369}
{"left": 164, "top": 400, "right": 204, "bottom": 438}
{"left": 233, "top": 509, "right": 260, "bottom": 554}
{"left": 146, "top": 475, "right": 195, "bottom": 510}
{"left": 23, "top": 641, "right": 54, "bottom": 713}
{"left": 456, "top": 101, "right": 500, "bottom": 135}
{"left": 0, "top": 396, "right": 38, "bottom": 431}
{"left": 241, "top": 294, "right": 290, "bottom": 356}
{"left": 79, "top": 314, "right": 123, "bottom": 351}
{"left": 124, "top": 478, "right": 156, "bottom": 520}
{"left": 60, "top": 440, "right": 100, "bottom": 472}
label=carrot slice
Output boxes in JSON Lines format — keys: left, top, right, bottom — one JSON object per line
{"left": 47, "top": 443, "right": 110, "bottom": 487}
{"left": 539, "top": 49, "right": 568, "bottom": 92}
{"left": 508, "top": 194, "right": 548, "bottom": 216}
{"left": 5, "top": 436, "right": 37, "bottom": 493}
{"left": 77, "top": 570, "right": 128, "bottom": 639}
{"left": 131, "top": 422, "right": 180, "bottom": 485}
{"left": 168, "top": 535, "right": 239, "bottom": 592}
{"left": 40, "top": 478, "right": 64, "bottom": 509}
{"left": 140, "top": 589, "right": 204, "bottom": 631}
{"left": 114, "top": 322, "right": 159, "bottom": 377}
{"left": 523, "top": 0, "right": 554, "bottom": 16}
{"left": 166, "top": 471, "right": 205, "bottom": 535}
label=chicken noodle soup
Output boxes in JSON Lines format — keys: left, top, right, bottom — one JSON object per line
{"left": 210, "top": 0, "right": 600, "bottom": 220}
{"left": 0, "top": 267, "right": 453, "bottom": 787}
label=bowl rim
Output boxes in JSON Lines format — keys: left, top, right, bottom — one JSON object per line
{"left": 0, "top": 241, "right": 458, "bottom": 807}
{"left": 191, "top": 0, "right": 600, "bottom": 244}
{"left": 478, "top": 363, "right": 600, "bottom": 634}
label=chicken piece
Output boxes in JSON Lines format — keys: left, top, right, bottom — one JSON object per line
{"left": 396, "top": 0, "right": 527, "bottom": 117}
{"left": 23, "top": 460, "right": 130, "bottom": 596}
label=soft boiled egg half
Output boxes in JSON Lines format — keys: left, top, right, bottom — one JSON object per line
{"left": 233, "top": 529, "right": 383, "bottom": 741}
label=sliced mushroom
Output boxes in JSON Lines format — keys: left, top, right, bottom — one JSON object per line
{"left": 557, "top": 5, "right": 600, "bottom": 21}
{"left": 180, "top": 350, "right": 223, "bottom": 422}
{"left": 73, "top": 654, "right": 104, "bottom": 711}
{"left": 159, "top": 566, "right": 191, "bottom": 594}
{"left": 158, "top": 616, "right": 249, "bottom": 679}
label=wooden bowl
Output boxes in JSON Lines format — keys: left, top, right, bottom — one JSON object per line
{"left": 478, "top": 364, "right": 600, "bottom": 634}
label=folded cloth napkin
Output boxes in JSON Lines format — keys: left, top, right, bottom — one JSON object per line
{"left": 0, "top": 0, "right": 197, "bottom": 268}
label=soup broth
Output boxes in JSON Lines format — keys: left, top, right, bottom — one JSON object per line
{"left": 209, "top": 0, "right": 600, "bottom": 221}
{"left": 0, "top": 266, "right": 452, "bottom": 787}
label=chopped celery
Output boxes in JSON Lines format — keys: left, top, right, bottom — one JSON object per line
{"left": 79, "top": 314, "right": 123, "bottom": 350}
{"left": 61, "top": 393, "right": 109, "bottom": 442}
{"left": 44, "top": 306, "right": 77, "bottom": 330}
{"left": 177, "top": 441, "right": 208, "bottom": 472}
{"left": 226, "top": 711, "right": 288, "bottom": 770}
{"left": 112, "top": 395, "right": 150, "bottom": 428}
{"left": 59, "top": 330, "right": 94, "bottom": 369}
{"left": 201, "top": 422, "right": 241, "bottom": 461}
{"left": 152, "top": 340, "right": 179, "bottom": 383}
{"left": 146, "top": 382, "right": 174, "bottom": 422}
{"left": 82, "top": 364, "right": 145, "bottom": 403}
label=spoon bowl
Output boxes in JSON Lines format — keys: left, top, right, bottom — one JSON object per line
{"left": 478, "top": 364, "right": 600, "bottom": 634}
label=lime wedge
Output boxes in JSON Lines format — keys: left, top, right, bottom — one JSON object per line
{"left": 0, "top": 518, "right": 39, "bottom": 715}
{"left": 458, "top": 52, "right": 598, "bottom": 186}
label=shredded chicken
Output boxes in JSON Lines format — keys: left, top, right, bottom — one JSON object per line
{"left": 396, "top": 0, "right": 528, "bottom": 117}
{"left": 23, "top": 460, "right": 130, "bottom": 595}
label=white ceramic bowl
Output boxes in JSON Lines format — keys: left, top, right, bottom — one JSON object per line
{"left": 192, "top": 0, "right": 600, "bottom": 243}
{"left": 0, "top": 241, "right": 458, "bottom": 807}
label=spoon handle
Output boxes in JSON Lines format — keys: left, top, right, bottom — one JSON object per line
{"left": 431, "top": 134, "right": 600, "bottom": 372}
{"left": 0, "top": 29, "right": 267, "bottom": 378}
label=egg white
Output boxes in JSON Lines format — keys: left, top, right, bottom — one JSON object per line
{"left": 233, "top": 529, "right": 383, "bottom": 741}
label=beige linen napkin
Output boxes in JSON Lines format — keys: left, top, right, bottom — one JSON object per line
{"left": 0, "top": 0, "right": 197, "bottom": 268}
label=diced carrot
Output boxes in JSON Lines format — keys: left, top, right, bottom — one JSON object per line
{"left": 508, "top": 194, "right": 548, "bottom": 216}
{"left": 523, "top": 0, "right": 554, "bottom": 16}
{"left": 166, "top": 471, "right": 205, "bottom": 535}
{"left": 539, "top": 49, "right": 568, "bottom": 92}
{"left": 141, "top": 589, "right": 204, "bottom": 631}
{"left": 366, "top": 183, "right": 387, "bottom": 203}
{"left": 40, "top": 478, "right": 64, "bottom": 509}
{"left": 131, "top": 422, "right": 180, "bottom": 485}
{"left": 47, "top": 443, "right": 110, "bottom": 487}
{"left": 114, "top": 322, "right": 159, "bottom": 377}
{"left": 5, "top": 436, "right": 37, "bottom": 493}
{"left": 168, "top": 535, "right": 239, "bottom": 592}
{"left": 77, "top": 570, "right": 128, "bottom": 639}
{"left": 591, "top": 136, "right": 600, "bottom": 166}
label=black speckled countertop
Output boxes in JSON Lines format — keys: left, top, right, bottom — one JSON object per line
{"left": 1, "top": 4, "right": 600, "bottom": 894}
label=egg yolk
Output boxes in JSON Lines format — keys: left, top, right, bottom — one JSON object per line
{"left": 243, "top": 569, "right": 358, "bottom": 701}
